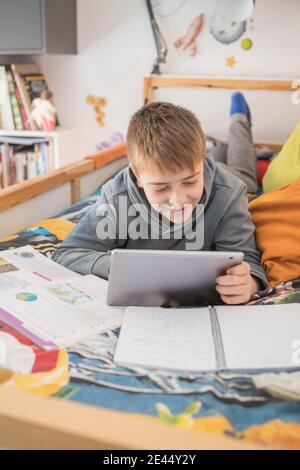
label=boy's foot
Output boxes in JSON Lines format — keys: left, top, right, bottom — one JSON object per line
{"left": 230, "top": 92, "right": 252, "bottom": 126}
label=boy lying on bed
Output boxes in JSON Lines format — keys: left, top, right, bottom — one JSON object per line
{"left": 52, "top": 96, "right": 267, "bottom": 304}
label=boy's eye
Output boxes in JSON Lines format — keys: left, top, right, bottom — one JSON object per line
{"left": 155, "top": 186, "right": 169, "bottom": 193}
{"left": 183, "top": 180, "right": 196, "bottom": 186}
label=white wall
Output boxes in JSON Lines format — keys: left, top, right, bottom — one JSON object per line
{"left": 40, "top": 0, "right": 154, "bottom": 159}
{"left": 41, "top": 0, "right": 300, "bottom": 159}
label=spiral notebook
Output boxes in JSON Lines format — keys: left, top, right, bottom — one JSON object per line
{"left": 114, "top": 304, "right": 300, "bottom": 373}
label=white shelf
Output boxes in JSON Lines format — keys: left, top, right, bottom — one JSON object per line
{"left": 0, "top": 127, "right": 80, "bottom": 168}
{"left": 0, "top": 127, "right": 72, "bottom": 138}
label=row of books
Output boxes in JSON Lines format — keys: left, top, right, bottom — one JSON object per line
{"left": 0, "top": 63, "right": 49, "bottom": 131}
{"left": 0, "top": 140, "right": 50, "bottom": 189}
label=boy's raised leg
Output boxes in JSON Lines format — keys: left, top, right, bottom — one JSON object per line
{"left": 226, "top": 93, "right": 258, "bottom": 193}
{"left": 209, "top": 141, "right": 228, "bottom": 164}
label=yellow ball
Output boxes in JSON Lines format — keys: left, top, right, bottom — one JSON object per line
{"left": 241, "top": 38, "right": 252, "bottom": 50}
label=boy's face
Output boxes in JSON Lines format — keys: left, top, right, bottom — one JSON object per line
{"left": 132, "top": 161, "right": 204, "bottom": 224}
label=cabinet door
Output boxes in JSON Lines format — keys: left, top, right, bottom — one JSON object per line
{"left": 0, "top": 0, "right": 43, "bottom": 53}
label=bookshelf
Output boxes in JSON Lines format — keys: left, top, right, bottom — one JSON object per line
{"left": 0, "top": 127, "right": 80, "bottom": 189}
{"left": 0, "top": 60, "right": 80, "bottom": 188}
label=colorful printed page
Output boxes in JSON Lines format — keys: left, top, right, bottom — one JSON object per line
{"left": 0, "top": 246, "right": 124, "bottom": 350}
{"left": 0, "top": 244, "right": 80, "bottom": 289}
{"left": 0, "top": 276, "right": 123, "bottom": 350}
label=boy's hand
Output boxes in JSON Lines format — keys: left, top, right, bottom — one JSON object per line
{"left": 215, "top": 261, "right": 259, "bottom": 305}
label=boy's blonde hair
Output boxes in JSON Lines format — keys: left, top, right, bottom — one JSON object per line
{"left": 126, "top": 102, "right": 206, "bottom": 174}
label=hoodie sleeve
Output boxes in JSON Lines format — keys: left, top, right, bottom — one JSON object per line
{"left": 52, "top": 190, "right": 124, "bottom": 279}
{"left": 214, "top": 185, "right": 268, "bottom": 290}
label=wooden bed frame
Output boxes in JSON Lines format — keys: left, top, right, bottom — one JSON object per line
{"left": 0, "top": 75, "right": 296, "bottom": 450}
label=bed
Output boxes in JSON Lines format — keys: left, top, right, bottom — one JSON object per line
{"left": 0, "top": 76, "right": 299, "bottom": 450}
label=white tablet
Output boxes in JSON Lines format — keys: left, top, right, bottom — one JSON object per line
{"left": 107, "top": 249, "right": 244, "bottom": 307}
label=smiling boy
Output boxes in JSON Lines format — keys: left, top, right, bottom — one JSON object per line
{"left": 52, "top": 102, "right": 267, "bottom": 304}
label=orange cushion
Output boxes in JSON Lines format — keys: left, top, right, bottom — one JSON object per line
{"left": 249, "top": 177, "right": 300, "bottom": 286}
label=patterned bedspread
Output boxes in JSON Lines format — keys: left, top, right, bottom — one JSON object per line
{"left": 1, "top": 187, "right": 300, "bottom": 449}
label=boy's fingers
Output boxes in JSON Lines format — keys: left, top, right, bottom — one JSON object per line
{"left": 226, "top": 262, "right": 250, "bottom": 276}
{"left": 221, "top": 294, "right": 246, "bottom": 305}
{"left": 216, "top": 274, "right": 246, "bottom": 286}
{"left": 216, "top": 284, "right": 246, "bottom": 296}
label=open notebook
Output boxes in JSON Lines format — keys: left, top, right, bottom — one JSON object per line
{"left": 114, "top": 304, "right": 300, "bottom": 373}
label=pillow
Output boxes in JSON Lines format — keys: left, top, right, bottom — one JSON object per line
{"left": 249, "top": 177, "right": 300, "bottom": 286}
{"left": 263, "top": 121, "right": 300, "bottom": 193}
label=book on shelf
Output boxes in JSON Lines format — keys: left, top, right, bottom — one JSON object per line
{"left": 0, "top": 65, "right": 15, "bottom": 130}
{"left": 11, "top": 68, "right": 29, "bottom": 130}
{"left": 5, "top": 66, "right": 24, "bottom": 131}
{"left": 0, "top": 63, "right": 54, "bottom": 131}
{"left": 0, "top": 137, "right": 50, "bottom": 189}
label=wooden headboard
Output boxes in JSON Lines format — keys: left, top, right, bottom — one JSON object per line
{"left": 143, "top": 75, "right": 297, "bottom": 151}
{"left": 144, "top": 75, "right": 296, "bottom": 103}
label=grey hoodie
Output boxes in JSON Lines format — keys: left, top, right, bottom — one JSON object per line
{"left": 52, "top": 154, "right": 267, "bottom": 289}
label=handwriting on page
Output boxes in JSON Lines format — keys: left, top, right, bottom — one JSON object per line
{"left": 115, "top": 307, "right": 216, "bottom": 372}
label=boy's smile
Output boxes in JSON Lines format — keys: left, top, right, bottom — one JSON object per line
{"left": 132, "top": 162, "right": 204, "bottom": 224}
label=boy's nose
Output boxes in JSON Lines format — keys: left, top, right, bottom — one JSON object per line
{"left": 169, "top": 191, "right": 186, "bottom": 207}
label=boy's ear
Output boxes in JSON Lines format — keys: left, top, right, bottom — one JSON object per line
{"left": 130, "top": 164, "right": 143, "bottom": 188}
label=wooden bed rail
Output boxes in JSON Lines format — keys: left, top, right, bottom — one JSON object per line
{"left": 0, "top": 142, "right": 127, "bottom": 213}
{"left": 144, "top": 75, "right": 297, "bottom": 103}
{"left": 85, "top": 142, "right": 127, "bottom": 169}
{"left": 0, "top": 383, "right": 267, "bottom": 450}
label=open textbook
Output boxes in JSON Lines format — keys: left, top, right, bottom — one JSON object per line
{"left": 0, "top": 245, "right": 123, "bottom": 350}
{"left": 114, "top": 304, "right": 300, "bottom": 373}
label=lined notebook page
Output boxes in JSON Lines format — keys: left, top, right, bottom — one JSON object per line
{"left": 217, "top": 303, "right": 300, "bottom": 370}
{"left": 114, "top": 306, "right": 216, "bottom": 372}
